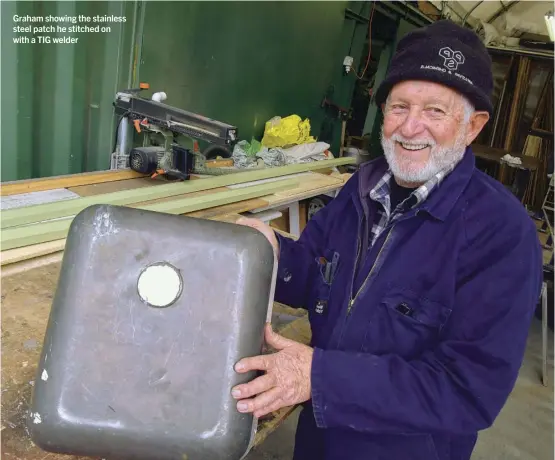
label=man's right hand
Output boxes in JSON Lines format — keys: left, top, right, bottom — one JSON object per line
{"left": 236, "top": 217, "right": 279, "bottom": 258}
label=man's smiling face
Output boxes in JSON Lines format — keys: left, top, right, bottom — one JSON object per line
{"left": 380, "top": 80, "right": 487, "bottom": 187}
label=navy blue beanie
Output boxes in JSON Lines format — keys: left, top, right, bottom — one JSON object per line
{"left": 375, "top": 20, "right": 494, "bottom": 115}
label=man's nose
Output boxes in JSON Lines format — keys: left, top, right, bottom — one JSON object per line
{"left": 399, "top": 108, "right": 426, "bottom": 138}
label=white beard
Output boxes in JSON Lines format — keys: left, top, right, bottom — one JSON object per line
{"left": 380, "top": 126, "right": 467, "bottom": 184}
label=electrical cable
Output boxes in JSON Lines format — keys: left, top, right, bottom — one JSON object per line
{"left": 353, "top": 2, "right": 375, "bottom": 81}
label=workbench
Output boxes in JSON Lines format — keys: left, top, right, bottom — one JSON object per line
{"left": 1, "top": 167, "right": 347, "bottom": 459}
{"left": 472, "top": 143, "right": 540, "bottom": 184}
{"left": 472, "top": 144, "right": 540, "bottom": 172}
{"left": 1, "top": 168, "right": 350, "bottom": 275}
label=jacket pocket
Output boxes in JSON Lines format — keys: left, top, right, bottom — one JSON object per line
{"left": 361, "top": 288, "right": 452, "bottom": 358}
{"left": 308, "top": 249, "right": 340, "bottom": 346}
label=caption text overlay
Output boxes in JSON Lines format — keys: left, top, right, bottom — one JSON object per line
{"left": 13, "top": 15, "right": 126, "bottom": 44}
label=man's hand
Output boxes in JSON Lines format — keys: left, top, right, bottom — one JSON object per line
{"left": 236, "top": 217, "right": 279, "bottom": 257}
{"left": 232, "top": 323, "right": 313, "bottom": 418}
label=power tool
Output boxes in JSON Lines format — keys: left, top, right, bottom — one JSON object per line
{"left": 111, "top": 84, "right": 239, "bottom": 180}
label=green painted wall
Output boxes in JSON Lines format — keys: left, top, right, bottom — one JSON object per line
{"left": 139, "top": 2, "right": 343, "bottom": 143}
{"left": 1, "top": 0, "right": 376, "bottom": 182}
{"left": 1, "top": 0, "right": 135, "bottom": 181}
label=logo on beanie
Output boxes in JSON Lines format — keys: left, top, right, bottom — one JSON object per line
{"left": 419, "top": 45, "right": 473, "bottom": 86}
{"left": 439, "top": 47, "right": 465, "bottom": 71}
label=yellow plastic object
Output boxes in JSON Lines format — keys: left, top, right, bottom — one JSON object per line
{"left": 261, "top": 115, "right": 315, "bottom": 148}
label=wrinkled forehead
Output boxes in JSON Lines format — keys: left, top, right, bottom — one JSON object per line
{"left": 388, "top": 80, "right": 463, "bottom": 108}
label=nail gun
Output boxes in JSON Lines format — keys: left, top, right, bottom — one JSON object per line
{"left": 111, "top": 83, "right": 239, "bottom": 180}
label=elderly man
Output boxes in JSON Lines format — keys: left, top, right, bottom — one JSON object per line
{"left": 233, "top": 20, "right": 543, "bottom": 460}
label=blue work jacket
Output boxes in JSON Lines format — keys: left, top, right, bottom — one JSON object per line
{"left": 273, "top": 147, "right": 543, "bottom": 460}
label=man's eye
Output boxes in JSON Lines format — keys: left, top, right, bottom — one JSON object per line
{"left": 428, "top": 107, "right": 445, "bottom": 114}
{"left": 390, "top": 104, "right": 407, "bottom": 111}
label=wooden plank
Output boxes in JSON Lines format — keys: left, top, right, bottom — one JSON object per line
{"left": 0, "top": 169, "right": 146, "bottom": 196}
{"left": 0, "top": 173, "right": 338, "bottom": 267}
{"left": 187, "top": 197, "right": 270, "bottom": 219}
{"left": 504, "top": 56, "right": 531, "bottom": 152}
{"left": 269, "top": 210, "right": 291, "bottom": 233}
{"left": 1, "top": 211, "right": 250, "bottom": 275}
{"left": 1, "top": 188, "right": 80, "bottom": 210}
{"left": 251, "top": 178, "right": 345, "bottom": 212}
{"left": 529, "top": 127, "right": 554, "bottom": 140}
{"left": 133, "top": 186, "right": 236, "bottom": 207}
{"left": 139, "top": 180, "right": 293, "bottom": 214}
{"left": 0, "top": 212, "right": 250, "bottom": 272}
{"left": 0, "top": 239, "right": 66, "bottom": 266}
{"left": 266, "top": 173, "right": 343, "bottom": 199}
{"left": 0, "top": 179, "right": 299, "bottom": 251}
{"left": 1, "top": 218, "right": 73, "bottom": 252}
{"left": 0, "top": 251, "right": 64, "bottom": 278}
{"left": 68, "top": 177, "right": 165, "bottom": 196}
{"left": 472, "top": 144, "right": 540, "bottom": 171}
{"left": 1, "top": 158, "right": 355, "bottom": 229}
{"left": 299, "top": 200, "right": 308, "bottom": 233}
{"left": 205, "top": 158, "right": 234, "bottom": 168}
{"left": 0, "top": 198, "right": 294, "bottom": 269}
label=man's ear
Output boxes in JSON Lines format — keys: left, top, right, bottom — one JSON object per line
{"left": 465, "top": 111, "right": 490, "bottom": 145}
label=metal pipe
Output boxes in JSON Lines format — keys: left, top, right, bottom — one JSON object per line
{"left": 127, "top": 0, "right": 139, "bottom": 89}
{"left": 437, "top": 1, "right": 466, "bottom": 23}
{"left": 463, "top": 1, "right": 484, "bottom": 25}
{"left": 487, "top": 45, "right": 554, "bottom": 59}
{"left": 541, "top": 282, "right": 548, "bottom": 386}
{"left": 487, "top": 0, "right": 520, "bottom": 24}
{"left": 116, "top": 117, "right": 131, "bottom": 157}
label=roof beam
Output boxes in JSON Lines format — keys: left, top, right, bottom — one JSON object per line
{"left": 487, "top": 0, "right": 520, "bottom": 24}
{"left": 463, "top": 1, "right": 485, "bottom": 25}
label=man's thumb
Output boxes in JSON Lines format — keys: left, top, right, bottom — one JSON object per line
{"left": 264, "top": 323, "right": 291, "bottom": 350}
{"left": 236, "top": 217, "right": 258, "bottom": 228}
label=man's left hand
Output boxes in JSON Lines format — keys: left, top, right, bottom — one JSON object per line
{"left": 232, "top": 323, "right": 313, "bottom": 418}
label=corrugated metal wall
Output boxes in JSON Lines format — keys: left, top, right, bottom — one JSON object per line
{"left": 1, "top": 0, "right": 137, "bottom": 181}
{"left": 1, "top": 0, "right": 372, "bottom": 182}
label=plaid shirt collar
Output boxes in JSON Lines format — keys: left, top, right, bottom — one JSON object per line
{"left": 369, "top": 165, "right": 454, "bottom": 219}
{"left": 367, "top": 164, "right": 456, "bottom": 247}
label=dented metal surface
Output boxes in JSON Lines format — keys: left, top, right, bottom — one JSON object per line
{"left": 27, "top": 204, "right": 277, "bottom": 460}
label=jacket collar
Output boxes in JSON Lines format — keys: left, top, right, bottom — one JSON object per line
{"left": 355, "top": 146, "right": 476, "bottom": 222}
{"left": 419, "top": 147, "right": 475, "bottom": 221}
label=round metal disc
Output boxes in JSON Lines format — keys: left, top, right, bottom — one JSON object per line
{"left": 137, "top": 262, "right": 182, "bottom": 308}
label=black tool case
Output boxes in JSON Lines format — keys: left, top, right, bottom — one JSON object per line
{"left": 27, "top": 204, "right": 277, "bottom": 460}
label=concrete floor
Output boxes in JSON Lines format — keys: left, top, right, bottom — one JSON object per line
{"left": 247, "top": 317, "right": 554, "bottom": 460}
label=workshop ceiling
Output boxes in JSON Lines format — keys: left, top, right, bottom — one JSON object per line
{"left": 426, "top": 1, "right": 553, "bottom": 38}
